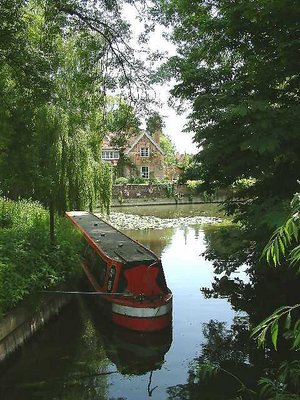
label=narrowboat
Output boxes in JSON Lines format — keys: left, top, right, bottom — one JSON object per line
{"left": 66, "top": 211, "right": 172, "bottom": 332}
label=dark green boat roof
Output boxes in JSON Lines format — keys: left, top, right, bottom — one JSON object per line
{"left": 67, "top": 211, "right": 158, "bottom": 264}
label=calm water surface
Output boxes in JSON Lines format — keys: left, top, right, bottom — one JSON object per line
{"left": 0, "top": 205, "right": 246, "bottom": 400}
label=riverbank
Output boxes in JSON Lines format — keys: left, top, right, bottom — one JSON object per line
{"left": 0, "top": 288, "right": 71, "bottom": 363}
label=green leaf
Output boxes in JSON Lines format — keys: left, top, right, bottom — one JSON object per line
{"left": 259, "top": 377, "right": 274, "bottom": 397}
{"left": 278, "top": 237, "right": 285, "bottom": 256}
{"left": 271, "top": 321, "right": 279, "bottom": 350}
{"left": 292, "top": 224, "right": 299, "bottom": 241}
{"left": 257, "top": 327, "right": 268, "bottom": 348}
{"left": 294, "top": 319, "right": 300, "bottom": 333}
{"left": 292, "top": 331, "right": 300, "bottom": 350}
{"left": 285, "top": 312, "right": 292, "bottom": 329}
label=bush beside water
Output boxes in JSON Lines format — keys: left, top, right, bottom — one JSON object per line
{"left": 0, "top": 197, "right": 81, "bottom": 318}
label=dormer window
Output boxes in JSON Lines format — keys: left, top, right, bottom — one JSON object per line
{"left": 140, "top": 147, "right": 149, "bottom": 157}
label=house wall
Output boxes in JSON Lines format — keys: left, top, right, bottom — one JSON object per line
{"left": 124, "top": 137, "right": 165, "bottom": 179}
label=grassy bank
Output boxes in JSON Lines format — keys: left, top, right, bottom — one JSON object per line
{"left": 0, "top": 197, "right": 81, "bottom": 318}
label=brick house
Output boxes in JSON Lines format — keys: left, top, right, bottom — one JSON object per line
{"left": 102, "top": 130, "right": 165, "bottom": 179}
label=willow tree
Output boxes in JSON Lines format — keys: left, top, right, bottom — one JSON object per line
{"left": 0, "top": 0, "right": 152, "bottom": 241}
{"left": 32, "top": 28, "right": 114, "bottom": 241}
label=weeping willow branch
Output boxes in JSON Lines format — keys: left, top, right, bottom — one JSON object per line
{"left": 98, "top": 161, "right": 112, "bottom": 215}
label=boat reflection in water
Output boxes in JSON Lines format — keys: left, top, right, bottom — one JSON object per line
{"left": 105, "top": 326, "right": 172, "bottom": 375}
{"left": 88, "top": 298, "right": 173, "bottom": 376}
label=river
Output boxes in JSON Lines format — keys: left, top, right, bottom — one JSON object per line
{"left": 0, "top": 204, "right": 295, "bottom": 399}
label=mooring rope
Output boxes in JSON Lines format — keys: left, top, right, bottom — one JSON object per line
{"left": 40, "top": 290, "right": 133, "bottom": 297}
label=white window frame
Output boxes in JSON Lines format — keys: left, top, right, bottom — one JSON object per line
{"left": 141, "top": 166, "right": 149, "bottom": 179}
{"left": 140, "top": 147, "right": 149, "bottom": 157}
{"left": 102, "top": 150, "right": 119, "bottom": 160}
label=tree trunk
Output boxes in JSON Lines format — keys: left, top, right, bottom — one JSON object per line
{"left": 49, "top": 200, "right": 55, "bottom": 244}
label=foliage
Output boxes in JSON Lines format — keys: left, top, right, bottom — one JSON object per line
{"left": 160, "top": 133, "right": 177, "bottom": 165}
{"left": 231, "top": 179, "right": 257, "bottom": 196}
{"left": 193, "top": 317, "right": 300, "bottom": 399}
{"left": 262, "top": 192, "right": 300, "bottom": 267}
{"left": 0, "top": 197, "right": 81, "bottom": 317}
{"left": 251, "top": 305, "right": 300, "bottom": 351}
{"left": 0, "top": 0, "right": 157, "bottom": 238}
{"left": 197, "top": 363, "right": 256, "bottom": 399}
{"left": 164, "top": 182, "right": 176, "bottom": 198}
{"left": 146, "top": 111, "right": 164, "bottom": 135}
{"left": 258, "top": 361, "right": 300, "bottom": 399}
{"left": 103, "top": 99, "right": 140, "bottom": 154}
{"left": 128, "top": 176, "right": 147, "bottom": 184}
{"left": 178, "top": 157, "right": 203, "bottom": 184}
{"left": 114, "top": 177, "right": 129, "bottom": 185}
{"left": 98, "top": 162, "right": 113, "bottom": 215}
{"left": 199, "top": 218, "right": 300, "bottom": 399}
{"left": 252, "top": 192, "right": 300, "bottom": 352}
{"left": 186, "top": 179, "right": 204, "bottom": 193}
{"left": 197, "top": 360, "right": 300, "bottom": 400}
{"left": 104, "top": 100, "right": 140, "bottom": 142}
{"left": 156, "top": 0, "right": 300, "bottom": 231}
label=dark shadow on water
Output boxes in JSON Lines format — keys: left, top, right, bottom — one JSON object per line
{"left": 164, "top": 224, "right": 300, "bottom": 400}
{"left": 0, "top": 294, "right": 173, "bottom": 400}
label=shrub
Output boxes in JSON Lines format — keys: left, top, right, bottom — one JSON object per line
{"left": 0, "top": 197, "right": 81, "bottom": 318}
{"left": 148, "top": 177, "right": 162, "bottom": 184}
{"left": 186, "top": 180, "right": 204, "bottom": 193}
{"left": 231, "top": 178, "right": 256, "bottom": 193}
{"left": 128, "top": 176, "right": 146, "bottom": 184}
{"left": 164, "top": 182, "right": 176, "bottom": 198}
{"left": 115, "top": 177, "right": 129, "bottom": 185}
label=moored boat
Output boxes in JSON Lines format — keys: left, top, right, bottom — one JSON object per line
{"left": 66, "top": 211, "right": 173, "bottom": 332}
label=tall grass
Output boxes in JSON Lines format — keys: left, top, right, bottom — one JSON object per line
{"left": 0, "top": 197, "right": 81, "bottom": 317}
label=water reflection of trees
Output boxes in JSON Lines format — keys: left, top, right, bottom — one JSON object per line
{"left": 202, "top": 224, "right": 300, "bottom": 323}
{"left": 166, "top": 223, "right": 300, "bottom": 399}
{"left": 203, "top": 224, "right": 256, "bottom": 275}
{"left": 167, "top": 317, "right": 264, "bottom": 400}
{"left": 0, "top": 299, "right": 110, "bottom": 400}
{"left": 123, "top": 228, "right": 175, "bottom": 257}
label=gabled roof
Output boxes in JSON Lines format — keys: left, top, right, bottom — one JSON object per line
{"left": 124, "top": 130, "right": 164, "bottom": 155}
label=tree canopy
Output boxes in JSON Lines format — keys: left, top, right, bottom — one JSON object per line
{"left": 146, "top": 111, "right": 164, "bottom": 135}
{"left": 157, "top": 0, "right": 300, "bottom": 230}
{"left": 0, "top": 0, "right": 154, "bottom": 238}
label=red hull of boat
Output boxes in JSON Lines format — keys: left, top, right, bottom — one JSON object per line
{"left": 112, "top": 312, "right": 172, "bottom": 332}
